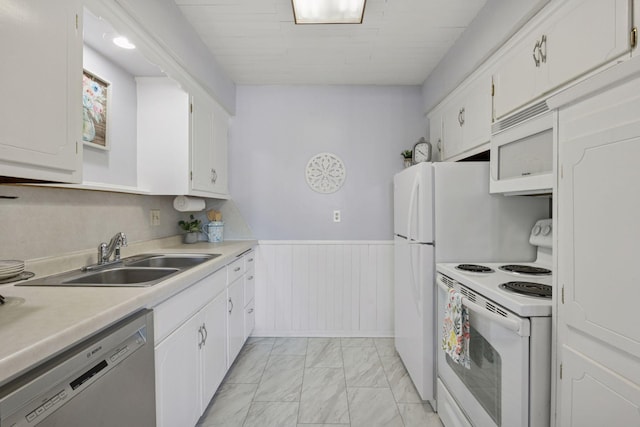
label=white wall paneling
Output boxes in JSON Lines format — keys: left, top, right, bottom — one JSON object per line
{"left": 254, "top": 241, "right": 394, "bottom": 337}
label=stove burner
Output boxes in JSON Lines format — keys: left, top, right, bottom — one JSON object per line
{"left": 499, "top": 264, "right": 551, "bottom": 276}
{"left": 455, "top": 264, "right": 494, "bottom": 273}
{"left": 500, "top": 281, "right": 552, "bottom": 298}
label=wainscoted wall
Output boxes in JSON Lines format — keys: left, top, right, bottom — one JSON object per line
{"left": 254, "top": 241, "right": 394, "bottom": 337}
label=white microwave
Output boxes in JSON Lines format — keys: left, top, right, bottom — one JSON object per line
{"left": 490, "top": 109, "right": 555, "bottom": 195}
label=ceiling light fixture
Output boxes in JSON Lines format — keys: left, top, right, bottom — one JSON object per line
{"left": 291, "top": 0, "right": 366, "bottom": 24}
{"left": 112, "top": 36, "right": 136, "bottom": 50}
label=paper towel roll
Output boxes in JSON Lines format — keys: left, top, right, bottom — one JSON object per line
{"left": 173, "top": 196, "right": 205, "bottom": 212}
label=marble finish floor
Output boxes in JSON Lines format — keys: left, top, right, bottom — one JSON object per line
{"left": 197, "top": 337, "right": 443, "bottom": 427}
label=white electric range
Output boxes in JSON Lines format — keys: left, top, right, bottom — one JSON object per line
{"left": 435, "top": 218, "right": 553, "bottom": 427}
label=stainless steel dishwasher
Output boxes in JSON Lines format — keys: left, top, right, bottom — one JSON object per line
{"left": 0, "top": 310, "right": 155, "bottom": 426}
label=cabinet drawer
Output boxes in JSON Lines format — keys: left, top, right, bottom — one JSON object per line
{"left": 154, "top": 267, "right": 226, "bottom": 343}
{"left": 244, "top": 271, "right": 255, "bottom": 307}
{"left": 244, "top": 250, "right": 256, "bottom": 270}
{"left": 227, "top": 258, "right": 244, "bottom": 284}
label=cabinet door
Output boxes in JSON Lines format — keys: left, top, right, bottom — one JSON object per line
{"left": 441, "top": 100, "right": 464, "bottom": 160}
{"left": 492, "top": 31, "right": 544, "bottom": 120}
{"left": 428, "top": 110, "right": 442, "bottom": 162}
{"left": 200, "top": 291, "right": 228, "bottom": 410}
{"left": 0, "top": 0, "right": 82, "bottom": 182}
{"left": 227, "top": 278, "right": 245, "bottom": 366}
{"left": 545, "top": 0, "right": 630, "bottom": 93}
{"left": 460, "top": 75, "right": 492, "bottom": 153}
{"left": 244, "top": 299, "right": 255, "bottom": 341}
{"left": 558, "top": 76, "right": 640, "bottom": 425}
{"left": 155, "top": 314, "right": 202, "bottom": 427}
{"left": 190, "top": 92, "right": 229, "bottom": 197}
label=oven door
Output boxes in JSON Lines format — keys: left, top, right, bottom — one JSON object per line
{"left": 436, "top": 275, "right": 530, "bottom": 427}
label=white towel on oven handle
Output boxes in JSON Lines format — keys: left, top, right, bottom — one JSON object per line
{"left": 441, "top": 288, "right": 471, "bottom": 369}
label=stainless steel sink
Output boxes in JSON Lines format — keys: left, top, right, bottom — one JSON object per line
{"left": 62, "top": 267, "right": 179, "bottom": 286}
{"left": 123, "top": 253, "right": 220, "bottom": 269}
{"left": 17, "top": 253, "right": 221, "bottom": 288}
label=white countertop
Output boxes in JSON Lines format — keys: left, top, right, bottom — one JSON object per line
{"left": 0, "top": 239, "right": 257, "bottom": 387}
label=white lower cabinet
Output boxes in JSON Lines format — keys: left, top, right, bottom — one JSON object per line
{"left": 155, "top": 312, "right": 203, "bottom": 427}
{"left": 154, "top": 248, "right": 256, "bottom": 427}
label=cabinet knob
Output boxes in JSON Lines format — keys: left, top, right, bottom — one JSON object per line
{"left": 248, "top": 308, "right": 254, "bottom": 314}
{"left": 247, "top": 275, "right": 254, "bottom": 281}
{"left": 234, "top": 266, "right": 241, "bottom": 272}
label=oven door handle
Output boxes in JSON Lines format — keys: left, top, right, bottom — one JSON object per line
{"left": 437, "top": 280, "right": 530, "bottom": 337}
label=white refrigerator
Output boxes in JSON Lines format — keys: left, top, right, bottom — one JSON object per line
{"left": 393, "top": 162, "right": 548, "bottom": 406}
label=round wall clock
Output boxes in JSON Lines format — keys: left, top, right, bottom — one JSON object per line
{"left": 305, "top": 152, "right": 346, "bottom": 194}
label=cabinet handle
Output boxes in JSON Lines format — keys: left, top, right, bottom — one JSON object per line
{"left": 248, "top": 258, "right": 254, "bottom": 263}
{"left": 247, "top": 275, "right": 254, "bottom": 281}
{"left": 437, "top": 139, "right": 442, "bottom": 153}
{"left": 211, "top": 168, "right": 217, "bottom": 184}
{"left": 458, "top": 108, "right": 465, "bottom": 126}
{"left": 198, "top": 326, "right": 205, "bottom": 349}
{"left": 248, "top": 308, "right": 254, "bottom": 314}
{"left": 202, "top": 323, "right": 208, "bottom": 345}
{"left": 228, "top": 297, "right": 234, "bottom": 313}
{"left": 234, "top": 267, "right": 241, "bottom": 272}
{"left": 532, "top": 39, "right": 541, "bottom": 67}
{"left": 538, "top": 34, "right": 547, "bottom": 64}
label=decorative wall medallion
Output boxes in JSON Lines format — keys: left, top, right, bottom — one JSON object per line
{"left": 305, "top": 152, "right": 346, "bottom": 194}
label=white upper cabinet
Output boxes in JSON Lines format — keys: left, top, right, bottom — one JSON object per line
{"left": 493, "top": 0, "right": 632, "bottom": 120}
{"left": 191, "top": 93, "right": 229, "bottom": 197}
{"left": 440, "top": 72, "right": 492, "bottom": 161}
{"left": 0, "top": 0, "right": 82, "bottom": 182}
{"left": 136, "top": 77, "right": 229, "bottom": 198}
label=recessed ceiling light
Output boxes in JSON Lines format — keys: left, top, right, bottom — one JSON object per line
{"left": 291, "top": 0, "right": 366, "bottom": 24}
{"left": 112, "top": 36, "right": 136, "bottom": 50}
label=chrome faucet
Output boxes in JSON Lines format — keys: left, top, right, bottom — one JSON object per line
{"left": 98, "top": 232, "right": 128, "bottom": 265}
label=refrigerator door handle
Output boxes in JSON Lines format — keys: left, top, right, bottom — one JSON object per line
{"left": 407, "top": 176, "right": 422, "bottom": 314}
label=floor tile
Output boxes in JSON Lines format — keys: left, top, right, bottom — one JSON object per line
{"left": 347, "top": 387, "right": 403, "bottom": 427}
{"left": 272, "top": 337, "right": 309, "bottom": 355}
{"left": 253, "top": 355, "right": 305, "bottom": 401}
{"left": 341, "top": 337, "right": 375, "bottom": 347}
{"left": 374, "top": 338, "right": 397, "bottom": 357}
{"left": 197, "top": 383, "right": 257, "bottom": 427}
{"left": 397, "top": 403, "right": 443, "bottom": 427}
{"left": 243, "top": 402, "right": 299, "bottom": 427}
{"left": 224, "top": 342, "right": 272, "bottom": 384}
{"left": 306, "top": 338, "right": 343, "bottom": 368}
{"left": 298, "top": 368, "right": 349, "bottom": 424}
{"left": 342, "top": 346, "right": 388, "bottom": 387}
{"left": 245, "top": 336, "right": 276, "bottom": 346}
{"left": 380, "top": 355, "right": 422, "bottom": 403}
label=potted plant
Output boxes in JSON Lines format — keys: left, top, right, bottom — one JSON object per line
{"left": 178, "top": 214, "right": 202, "bottom": 244}
{"left": 401, "top": 150, "right": 413, "bottom": 168}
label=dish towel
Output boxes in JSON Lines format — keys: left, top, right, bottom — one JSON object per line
{"left": 442, "top": 288, "right": 471, "bottom": 369}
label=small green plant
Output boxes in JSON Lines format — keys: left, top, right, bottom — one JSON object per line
{"left": 401, "top": 149, "right": 413, "bottom": 159}
{"left": 178, "top": 214, "right": 201, "bottom": 232}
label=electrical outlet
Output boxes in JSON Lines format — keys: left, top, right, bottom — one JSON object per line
{"left": 150, "top": 209, "right": 161, "bottom": 226}
{"left": 333, "top": 210, "right": 341, "bottom": 223}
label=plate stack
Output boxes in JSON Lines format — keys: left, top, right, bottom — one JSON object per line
{"left": 0, "top": 260, "right": 25, "bottom": 281}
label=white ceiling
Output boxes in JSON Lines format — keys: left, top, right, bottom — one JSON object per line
{"left": 174, "top": 0, "right": 488, "bottom": 85}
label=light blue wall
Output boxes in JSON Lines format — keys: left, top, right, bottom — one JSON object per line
{"left": 229, "top": 85, "right": 425, "bottom": 240}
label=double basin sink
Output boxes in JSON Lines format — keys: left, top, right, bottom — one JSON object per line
{"left": 19, "top": 254, "right": 221, "bottom": 288}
